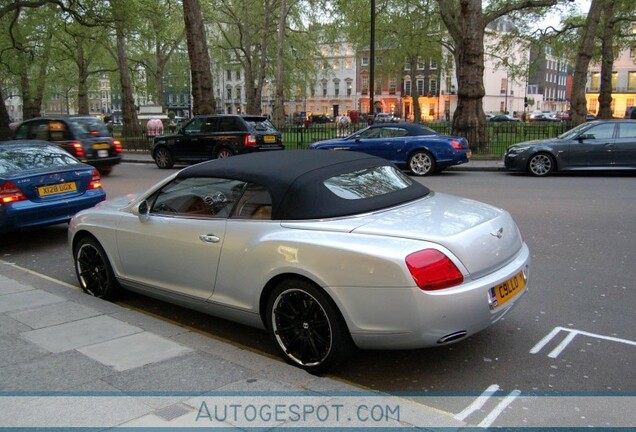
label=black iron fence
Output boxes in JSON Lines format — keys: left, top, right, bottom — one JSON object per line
{"left": 118, "top": 121, "right": 574, "bottom": 158}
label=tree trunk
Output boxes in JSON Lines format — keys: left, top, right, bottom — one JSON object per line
{"left": 155, "top": 46, "right": 167, "bottom": 113}
{"left": 77, "top": 44, "right": 90, "bottom": 115}
{"left": 115, "top": 13, "right": 141, "bottom": 138}
{"left": 440, "top": 0, "right": 487, "bottom": 151}
{"left": 183, "top": 0, "right": 215, "bottom": 115}
{"left": 597, "top": 0, "right": 616, "bottom": 120}
{"left": 272, "top": 0, "right": 288, "bottom": 128}
{"left": 20, "top": 73, "right": 40, "bottom": 119}
{"left": 407, "top": 55, "right": 422, "bottom": 123}
{"left": 570, "top": 0, "right": 604, "bottom": 125}
{"left": 0, "top": 87, "right": 12, "bottom": 139}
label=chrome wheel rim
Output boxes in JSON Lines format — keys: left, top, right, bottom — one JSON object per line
{"left": 529, "top": 154, "right": 552, "bottom": 176}
{"left": 76, "top": 244, "right": 108, "bottom": 297}
{"left": 217, "top": 149, "right": 232, "bottom": 159}
{"left": 410, "top": 153, "right": 433, "bottom": 175}
{"left": 271, "top": 289, "right": 332, "bottom": 367}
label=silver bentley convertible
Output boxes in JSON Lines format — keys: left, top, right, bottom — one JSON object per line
{"left": 69, "top": 151, "right": 530, "bottom": 373}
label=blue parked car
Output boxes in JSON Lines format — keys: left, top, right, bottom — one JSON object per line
{"left": 309, "top": 123, "right": 471, "bottom": 175}
{"left": 0, "top": 140, "right": 106, "bottom": 233}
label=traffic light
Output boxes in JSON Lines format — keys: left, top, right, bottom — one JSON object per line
{"left": 524, "top": 97, "right": 528, "bottom": 108}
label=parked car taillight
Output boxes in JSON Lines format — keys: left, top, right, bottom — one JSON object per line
{"left": 450, "top": 140, "right": 464, "bottom": 150}
{"left": 71, "top": 141, "right": 85, "bottom": 158}
{"left": 244, "top": 135, "right": 257, "bottom": 147}
{"left": 406, "top": 249, "right": 464, "bottom": 291}
{"left": 0, "top": 181, "right": 27, "bottom": 204}
{"left": 112, "top": 139, "right": 123, "bottom": 153}
{"left": 88, "top": 170, "right": 102, "bottom": 190}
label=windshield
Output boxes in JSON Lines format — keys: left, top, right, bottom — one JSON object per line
{"left": 557, "top": 122, "right": 590, "bottom": 140}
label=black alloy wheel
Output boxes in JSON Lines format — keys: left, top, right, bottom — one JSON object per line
{"left": 74, "top": 237, "right": 121, "bottom": 300}
{"left": 154, "top": 147, "right": 174, "bottom": 169}
{"left": 266, "top": 279, "right": 353, "bottom": 374}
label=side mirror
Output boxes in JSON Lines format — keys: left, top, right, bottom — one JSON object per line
{"left": 137, "top": 200, "right": 150, "bottom": 222}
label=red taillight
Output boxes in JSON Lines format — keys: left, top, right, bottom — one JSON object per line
{"left": 88, "top": 170, "right": 102, "bottom": 190}
{"left": 406, "top": 249, "right": 464, "bottom": 291}
{"left": 89, "top": 130, "right": 100, "bottom": 136}
{"left": 72, "top": 141, "right": 85, "bottom": 158}
{"left": 450, "top": 140, "right": 463, "bottom": 150}
{"left": 244, "top": 134, "right": 257, "bottom": 147}
{"left": 112, "top": 139, "right": 122, "bottom": 153}
{"left": 0, "top": 182, "right": 27, "bottom": 204}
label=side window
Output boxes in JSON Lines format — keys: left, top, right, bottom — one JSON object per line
{"left": 149, "top": 177, "right": 246, "bottom": 218}
{"left": 14, "top": 124, "right": 30, "bottom": 140}
{"left": 618, "top": 123, "right": 636, "bottom": 138}
{"left": 183, "top": 118, "right": 205, "bottom": 135}
{"left": 48, "top": 121, "right": 69, "bottom": 141}
{"left": 359, "top": 127, "right": 383, "bottom": 139}
{"left": 201, "top": 117, "right": 218, "bottom": 133}
{"left": 232, "top": 183, "right": 273, "bottom": 220}
{"left": 585, "top": 123, "right": 615, "bottom": 140}
{"left": 35, "top": 123, "right": 50, "bottom": 141}
{"left": 217, "top": 117, "right": 243, "bottom": 132}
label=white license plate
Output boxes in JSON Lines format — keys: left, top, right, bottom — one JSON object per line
{"left": 97, "top": 150, "right": 109, "bottom": 157}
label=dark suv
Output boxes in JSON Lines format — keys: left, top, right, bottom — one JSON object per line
{"left": 151, "top": 114, "right": 284, "bottom": 169}
{"left": 13, "top": 116, "right": 122, "bottom": 175}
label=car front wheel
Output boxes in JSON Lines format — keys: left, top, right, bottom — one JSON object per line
{"left": 74, "top": 237, "right": 121, "bottom": 300}
{"left": 408, "top": 150, "right": 436, "bottom": 176}
{"left": 266, "top": 279, "right": 353, "bottom": 374}
{"left": 527, "top": 153, "right": 555, "bottom": 176}
{"left": 154, "top": 147, "right": 174, "bottom": 169}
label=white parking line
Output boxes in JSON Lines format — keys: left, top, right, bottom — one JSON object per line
{"left": 531, "top": 326, "right": 636, "bottom": 358}
{"left": 478, "top": 389, "right": 521, "bottom": 428}
{"left": 454, "top": 384, "right": 500, "bottom": 421}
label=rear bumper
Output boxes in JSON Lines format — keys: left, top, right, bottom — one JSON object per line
{"left": 0, "top": 191, "right": 106, "bottom": 233}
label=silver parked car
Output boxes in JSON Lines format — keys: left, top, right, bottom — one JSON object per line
{"left": 69, "top": 151, "right": 530, "bottom": 373}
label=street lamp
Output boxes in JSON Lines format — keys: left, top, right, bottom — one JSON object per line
{"left": 369, "top": 0, "right": 375, "bottom": 120}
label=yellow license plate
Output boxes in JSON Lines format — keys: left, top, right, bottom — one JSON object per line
{"left": 489, "top": 271, "right": 526, "bottom": 310}
{"left": 92, "top": 143, "right": 110, "bottom": 150}
{"left": 38, "top": 182, "right": 77, "bottom": 197}
{"left": 263, "top": 135, "right": 276, "bottom": 143}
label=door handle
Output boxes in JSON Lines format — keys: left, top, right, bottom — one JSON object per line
{"left": 199, "top": 234, "right": 220, "bottom": 243}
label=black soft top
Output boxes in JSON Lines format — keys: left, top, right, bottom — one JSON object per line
{"left": 178, "top": 151, "right": 430, "bottom": 220}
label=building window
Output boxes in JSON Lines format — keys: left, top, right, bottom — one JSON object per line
{"left": 417, "top": 59, "right": 425, "bottom": 70}
{"left": 628, "top": 72, "right": 636, "bottom": 90}
{"left": 588, "top": 97, "right": 598, "bottom": 113}
{"left": 345, "top": 58, "right": 353, "bottom": 69}
{"left": 333, "top": 59, "right": 340, "bottom": 70}
{"left": 334, "top": 81, "right": 340, "bottom": 97}
{"left": 430, "top": 60, "right": 437, "bottom": 70}
{"left": 361, "top": 57, "right": 369, "bottom": 66}
{"left": 235, "top": 70, "right": 241, "bottom": 80}
{"left": 500, "top": 78, "right": 508, "bottom": 94}
{"left": 347, "top": 81, "right": 352, "bottom": 97}
{"left": 590, "top": 72, "right": 600, "bottom": 91}
{"left": 226, "top": 70, "right": 232, "bottom": 80}
{"left": 375, "top": 79, "right": 382, "bottom": 94}
{"left": 389, "top": 78, "right": 397, "bottom": 95}
{"left": 226, "top": 87, "right": 232, "bottom": 100}
{"left": 612, "top": 71, "right": 618, "bottom": 91}
{"left": 361, "top": 76, "right": 368, "bottom": 94}
{"left": 405, "top": 80, "right": 412, "bottom": 96}
{"left": 416, "top": 79, "right": 424, "bottom": 96}
{"left": 429, "top": 78, "right": 438, "bottom": 95}
{"left": 322, "top": 81, "right": 328, "bottom": 97}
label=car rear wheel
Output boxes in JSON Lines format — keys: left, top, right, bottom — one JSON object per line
{"left": 74, "top": 237, "right": 121, "bottom": 300}
{"left": 266, "top": 279, "right": 353, "bottom": 374}
{"left": 527, "top": 153, "right": 555, "bottom": 176}
{"left": 154, "top": 147, "right": 174, "bottom": 169}
{"left": 216, "top": 148, "right": 233, "bottom": 159}
{"left": 408, "top": 150, "right": 436, "bottom": 176}
{"left": 98, "top": 166, "right": 113, "bottom": 176}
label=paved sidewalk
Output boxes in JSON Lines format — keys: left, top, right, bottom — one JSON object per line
{"left": 0, "top": 262, "right": 467, "bottom": 429}
{"left": 123, "top": 151, "right": 503, "bottom": 171}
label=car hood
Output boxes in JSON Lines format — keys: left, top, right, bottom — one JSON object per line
{"left": 283, "top": 192, "right": 523, "bottom": 278}
{"left": 508, "top": 137, "right": 560, "bottom": 149}
{"left": 309, "top": 138, "right": 350, "bottom": 148}
{"left": 94, "top": 194, "right": 139, "bottom": 210}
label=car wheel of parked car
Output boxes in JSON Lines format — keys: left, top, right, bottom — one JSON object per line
{"left": 74, "top": 237, "right": 121, "bottom": 300}
{"left": 527, "top": 153, "right": 555, "bottom": 177}
{"left": 154, "top": 147, "right": 174, "bottom": 169}
{"left": 216, "top": 148, "right": 233, "bottom": 159}
{"left": 266, "top": 278, "right": 353, "bottom": 374}
{"left": 408, "top": 150, "right": 436, "bottom": 176}
{"left": 98, "top": 166, "right": 113, "bottom": 176}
